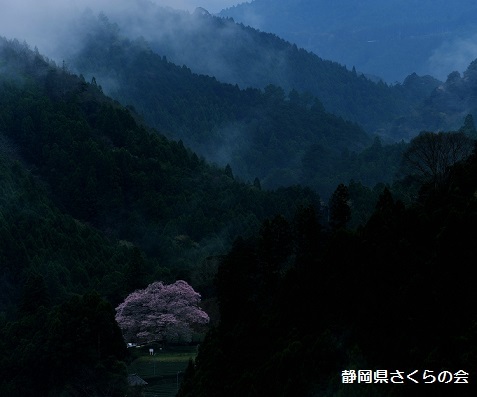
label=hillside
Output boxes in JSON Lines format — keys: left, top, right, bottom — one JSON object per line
{"left": 177, "top": 130, "right": 477, "bottom": 397}
{"left": 66, "top": 13, "right": 395, "bottom": 199}
{"left": 219, "top": 0, "right": 477, "bottom": 83}
{"left": 64, "top": 6, "right": 440, "bottom": 140}
{"left": 2, "top": 4, "right": 477, "bottom": 396}
{"left": 390, "top": 60, "right": 477, "bottom": 139}
{"left": 0, "top": 36, "right": 323, "bottom": 291}
{"left": 62, "top": 9, "right": 477, "bottom": 199}
{"left": 0, "top": 34, "right": 328, "bottom": 394}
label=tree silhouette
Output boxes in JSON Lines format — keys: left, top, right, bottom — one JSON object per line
{"left": 328, "top": 183, "right": 351, "bottom": 230}
{"left": 401, "top": 131, "right": 473, "bottom": 189}
{"left": 459, "top": 113, "right": 477, "bottom": 139}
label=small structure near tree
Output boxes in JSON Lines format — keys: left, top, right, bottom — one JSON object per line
{"left": 127, "top": 374, "right": 148, "bottom": 397}
{"left": 127, "top": 374, "right": 148, "bottom": 387}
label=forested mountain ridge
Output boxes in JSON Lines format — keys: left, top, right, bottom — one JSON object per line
{"left": 177, "top": 129, "right": 477, "bottom": 397}
{"left": 65, "top": 8, "right": 477, "bottom": 157}
{"left": 64, "top": 6, "right": 441, "bottom": 140}
{"left": 1, "top": 4, "right": 477, "bottom": 396}
{"left": 67, "top": 13, "right": 397, "bottom": 199}
{"left": 219, "top": 0, "right": 477, "bottom": 84}
{"left": 390, "top": 60, "right": 477, "bottom": 139}
{"left": 0, "top": 35, "right": 328, "bottom": 394}
{"left": 0, "top": 36, "right": 323, "bottom": 302}
{"left": 63, "top": 12, "right": 477, "bottom": 199}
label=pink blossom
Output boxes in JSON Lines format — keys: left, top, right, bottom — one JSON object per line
{"left": 115, "top": 280, "right": 209, "bottom": 343}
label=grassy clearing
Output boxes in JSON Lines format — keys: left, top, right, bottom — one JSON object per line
{"left": 128, "top": 345, "right": 198, "bottom": 397}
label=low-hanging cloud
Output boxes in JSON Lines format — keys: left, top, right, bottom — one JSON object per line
{"left": 0, "top": 0, "right": 241, "bottom": 58}
{"left": 428, "top": 34, "right": 477, "bottom": 81}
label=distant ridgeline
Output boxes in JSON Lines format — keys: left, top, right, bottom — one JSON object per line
{"left": 64, "top": 12, "right": 431, "bottom": 199}
{"left": 219, "top": 0, "right": 477, "bottom": 84}
{"left": 176, "top": 112, "right": 477, "bottom": 397}
{"left": 62, "top": 9, "right": 476, "bottom": 199}
{"left": 70, "top": 6, "right": 442, "bottom": 138}
{"left": 2, "top": 31, "right": 477, "bottom": 396}
{"left": 389, "top": 61, "right": 477, "bottom": 139}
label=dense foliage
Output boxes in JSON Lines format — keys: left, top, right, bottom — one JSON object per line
{"left": 0, "top": 36, "right": 322, "bottom": 269}
{"left": 0, "top": 291, "right": 128, "bottom": 396}
{"left": 96, "top": 5, "right": 442, "bottom": 134}
{"left": 0, "top": 148, "right": 139, "bottom": 312}
{"left": 65, "top": 12, "right": 477, "bottom": 198}
{"left": 0, "top": 36, "right": 321, "bottom": 395}
{"left": 178, "top": 141, "right": 477, "bottom": 397}
{"left": 69, "top": 10, "right": 443, "bottom": 138}
{"left": 68, "top": 14, "right": 390, "bottom": 199}
{"left": 390, "top": 62, "right": 477, "bottom": 137}
{"left": 2, "top": 7, "right": 477, "bottom": 395}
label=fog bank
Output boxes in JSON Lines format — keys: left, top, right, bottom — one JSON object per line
{"left": 0, "top": 0, "right": 240, "bottom": 58}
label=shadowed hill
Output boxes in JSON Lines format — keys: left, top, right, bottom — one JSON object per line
{"left": 0, "top": 36, "right": 321, "bottom": 283}
{"left": 67, "top": 14, "right": 383, "bottom": 199}
{"left": 66, "top": 7, "right": 441, "bottom": 139}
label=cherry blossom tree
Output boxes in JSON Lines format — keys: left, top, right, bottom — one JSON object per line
{"left": 115, "top": 280, "right": 209, "bottom": 344}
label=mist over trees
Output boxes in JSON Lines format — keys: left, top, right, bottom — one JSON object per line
{"left": 64, "top": 13, "right": 380, "bottom": 198}
{"left": 73, "top": 7, "right": 441, "bottom": 137}
{"left": 219, "top": 0, "right": 477, "bottom": 83}
{"left": 0, "top": 35, "right": 324, "bottom": 394}
{"left": 389, "top": 61, "right": 477, "bottom": 137}
{"left": 58, "top": 10, "right": 475, "bottom": 200}
{"left": 177, "top": 137, "right": 477, "bottom": 397}
{"left": 2, "top": 2, "right": 477, "bottom": 396}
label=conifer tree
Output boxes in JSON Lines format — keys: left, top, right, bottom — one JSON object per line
{"left": 328, "top": 183, "right": 351, "bottom": 230}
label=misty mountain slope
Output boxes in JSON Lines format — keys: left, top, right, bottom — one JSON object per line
{"left": 219, "top": 0, "right": 477, "bottom": 83}
{"left": 65, "top": 14, "right": 404, "bottom": 199}
{"left": 389, "top": 60, "right": 477, "bottom": 138}
{"left": 0, "top": 36, "right": 321, "bottom": 271}
{"left": 177, "top": 143, "right": 477, "bottom": 397}
{"left": 71, "top": 5, "right": 440, "bottom": 139}
{"left": 0, "top": 35, "right": 328, "bottom": 395}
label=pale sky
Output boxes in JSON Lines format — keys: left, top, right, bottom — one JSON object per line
{"left": 0, "top": 0, "right": 242, "bottom": 16}
{"left": 174, "top": 0, "right": 243, "bottom": 13}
